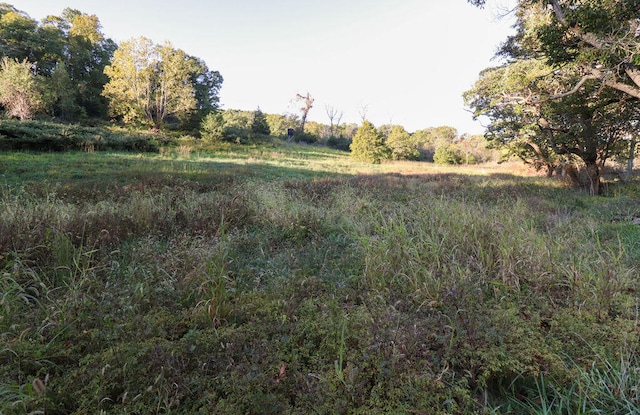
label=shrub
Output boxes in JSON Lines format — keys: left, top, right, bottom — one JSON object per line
{"left": 433, "top": 144, "right": 462, "bottom": 164}
{"left": 0, "top": 119, "right": 158, "bottom": 152}
{"left": 327, "top": 135, "right": 351, "bottom": 151}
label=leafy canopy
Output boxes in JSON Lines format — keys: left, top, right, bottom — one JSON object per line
{"left": 466, "top": 0, "right": 640, "bottom": 193}
{"left": 103, "top": 37, "right": 222, "bottom": 128}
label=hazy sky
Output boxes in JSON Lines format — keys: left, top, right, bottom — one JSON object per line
{"left": 9, "top": 1, "right": 516, "bottom": 134}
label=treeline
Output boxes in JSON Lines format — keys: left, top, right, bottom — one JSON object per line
{"left": 203, "top": 108, "right": 495, "bottom": 164}
{"left": 0, "top": 4, "right": 221, "bottom": 130}
{"left": 0, "top": 3, "right": 494, "bottom": 164}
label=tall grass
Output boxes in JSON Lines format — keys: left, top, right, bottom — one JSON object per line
{"left": 501, "top": 351, "right": 640, "bottom": 414}
{"left": 0, "top": 145, "right": 639, "bottom": 413}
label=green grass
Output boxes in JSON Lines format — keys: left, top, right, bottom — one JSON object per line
{"left": 1, "top": 139, "right": 639, "bottom": 414}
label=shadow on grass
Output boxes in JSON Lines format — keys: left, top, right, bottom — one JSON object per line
{"left": 3, "top": 150, "right": 633, "bottom": 204}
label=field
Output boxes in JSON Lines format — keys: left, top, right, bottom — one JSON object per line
{"left": 1, "top": 140, "right": 640, "bottom": 414}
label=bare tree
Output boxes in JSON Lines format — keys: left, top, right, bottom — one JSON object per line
{"left": 295, "top": 92, "right": 314, "bottom": 133}
{"left": 325, "top": 104, "right": 343, "bottom": 137}
{"left": 359, "top": 104, "right": 369, "bottom": 123}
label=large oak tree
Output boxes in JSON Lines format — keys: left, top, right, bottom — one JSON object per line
{"left": 467, "top": 0, "right": 640, "bottom": 193}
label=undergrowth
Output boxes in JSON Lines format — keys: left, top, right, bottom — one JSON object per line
{"left": 0, "top": 148, "right": 639, "bottom": 414}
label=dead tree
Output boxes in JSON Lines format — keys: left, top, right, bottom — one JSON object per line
{"left": 295, "top": 92, "right": 314, "bottom": 133}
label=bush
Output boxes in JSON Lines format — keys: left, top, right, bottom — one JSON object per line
{"left": 433, "top": 145, "right": 462, "bottom": 164}
{"left": 326, "top": 136, "right": 351, "bottom": 151}
{"left": 0, "top": 119, "right": 159, "bottom": 152}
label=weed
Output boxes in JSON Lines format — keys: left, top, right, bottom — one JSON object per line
{"left": 196, "top": 248, "right": 234, "bottom": 327}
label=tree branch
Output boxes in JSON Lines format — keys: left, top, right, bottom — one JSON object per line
{"left": 548, "top": 0, "right": 605, "bottom": 49}
{"left": 623, "top": 64, "right": 640, "bottom": 89}
{"left": 547, "top": 73, "right": 599, "bottom": 100}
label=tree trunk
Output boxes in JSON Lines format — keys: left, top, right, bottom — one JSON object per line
{"left": 545, "top": 163, "right": 555, "bottom": 177}
{"left": 626, "top": 139, "right": 636, "bottom": 181}
{"left": 585, "top": 160, "right": 601, "bottom": 196}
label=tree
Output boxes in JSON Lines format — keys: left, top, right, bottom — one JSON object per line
{"left": 200, "top": 111, "right": 225, "bottom": 142}
{"left": 483, "top": 0, "right": 640, "bottom": 101}
{"left": 102, "top": 37, "right": 155, "bottom": 125}
{"left": 0, "top": 57, "right": 46, "bottom": 119}
{"left": 325, "top": 104, "right": 343, "bottom": 137}
{"left": 48, "top": 62, "right": 81, "bottom": 119}
{"left": 55, "top": 9, "right": 116, "bottom": 118}
{"left": 251, "top": 107, "right": 270, "bottom": 135}
{"left": 103, "top": 37, "right": 219, "bottom": 128}
{"left": 464, "top": 59, "right": 562, "bottom": 175}
{"left": 190, "top": 56, "right": 223, "bottom": 113}
{"left": 0, "top": 5, "right": 43, "bottom": 66}
{"left": 412, "top": 126, "right": 459, "bottom": 161}
{"left": 385, "top": 125, "right": 419, "bottom": 160}
{"left": 0, "top": 5, "right": 116, "bottom": 119}
{"left": 350, "top": 120, "right": 389, "bottom": 163}
{"left": 433, "top": 145, "right": 463, "bottom": 165}
{"left": 266, "top": 113, "right": 298, "bottom": 137}
{"left": 294, "top": 92, "right": 314, "bottom": 133}
{"left": 466, "top": 57, "right": 635, "bottom": 194}
{"left": 467, "top": 0, "right": 640, "bottom": 193}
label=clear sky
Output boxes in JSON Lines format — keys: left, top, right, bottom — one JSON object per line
{"left": 8, "top": 0, "right": 516, "bottom": 134}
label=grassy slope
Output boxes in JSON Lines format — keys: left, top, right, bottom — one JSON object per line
{"left": 1, "top": 142, "right": 640, "bottom": 414}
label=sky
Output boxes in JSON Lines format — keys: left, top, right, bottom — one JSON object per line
{"left": 9, "top": 0, "right": 517, "bottom": 134}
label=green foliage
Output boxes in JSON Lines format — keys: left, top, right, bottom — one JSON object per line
{"left": 200, "top": 111, "right": 225, "bottom": 142}
{"left": 251, "top": 107, "right": 270, "bottom": 135}
{"left": 103, "top": 37, "right": 204, "bottom": 128}
{"left": 48, "top": 63, "right": 84, "bottom": 120}
{"left": 0, "top": 119, "right": 159, "bottom": 152}
{"left": 385, "top": 125, "right": 419, "bottom": 160}
{"left": 327, "top": 135, "right": 352, "bottom": 151}
{"left": 0, "top": 58, "right": 46, "bottom": 120}
{"left": 466, "top": 0, "right": 640, "bottom": 194}
{"left": 433, "top": 144, "right": 462, "bottom": 164}
{"left": 465, "top": 57, "right": 635, "bottom": 193}
{"left": 265, "top": 113, "right": 298, "bottom": 137}
{"left": 350, "top": 120, "right": 390, "bottom": 163}
{"left": 0, "top": 5, "right": 115, "bottom": 120}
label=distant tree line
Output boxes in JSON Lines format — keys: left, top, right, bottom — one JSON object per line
{"left": 350, "top": 121, "right": 494, "bottom": 164}
{"left": 0, "top": 3, "right": 494, "bottom": 164}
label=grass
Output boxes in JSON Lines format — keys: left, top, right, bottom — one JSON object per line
{"left": 1, "top": 138, "right": 639, "bottom": 414}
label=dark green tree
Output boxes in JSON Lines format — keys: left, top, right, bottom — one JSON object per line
{"left": 0, "top": 5, "right": 45, "bottom": 66}
{"left": 350, "top": 120, "right": 389, "bottom": 163}
{"left": 251, "top": 107, "right": 270, "bottom": 135}
{"left": 0, "top": 5, "right": 115, "bottom": 119}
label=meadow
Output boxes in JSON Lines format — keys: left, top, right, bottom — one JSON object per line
{"left": 1, "top": 138, "right": 640, "bottom": 414}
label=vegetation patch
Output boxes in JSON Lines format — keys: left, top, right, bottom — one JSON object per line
{"left": 1, "top": 141, "right": 639, "bottom": 413}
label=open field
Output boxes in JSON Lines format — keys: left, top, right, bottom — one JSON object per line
{"left": 1, "top": 142, "right": 640, "bottom": 414}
